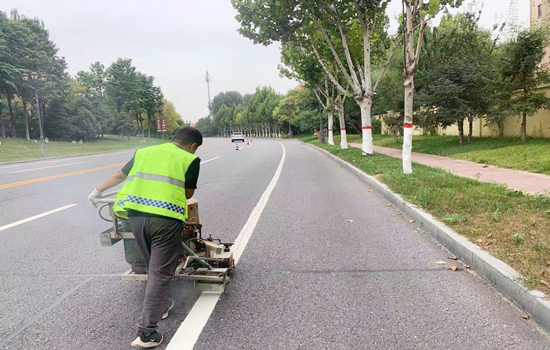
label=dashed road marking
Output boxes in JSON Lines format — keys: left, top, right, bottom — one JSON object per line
{"left": 200, "top": 156, "right": 220, "bottom": 164}
{"left": 8, "top": 162, "right": 85, "bottom": 174}
{"left": 0, "top": 204, "right": 78, "bottom": 232}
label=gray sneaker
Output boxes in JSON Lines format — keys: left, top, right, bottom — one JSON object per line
{"left": 161, "top": 298, "right": 175, "bottom": 320}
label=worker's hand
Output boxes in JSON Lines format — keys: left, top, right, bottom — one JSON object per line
{"left": 88, "top": 188, "right": 102, "bottom": 207}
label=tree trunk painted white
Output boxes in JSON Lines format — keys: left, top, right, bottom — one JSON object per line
{"left": 402, "top": 2, "right": 420, "bottom": 175}
{"left": 358, "top": 98, "right": 373, "bottom": 154}
{"left": 402, "top": 78, "right": 414, "bottom": 175}
{"left": 337, "top": 105, "right": 348, "bottom": 149}
{"left": 327, "top": 111, "right": 334, "bottom": 145}
{"left": 360, "top": 30, "right": 374, "bottom": 155}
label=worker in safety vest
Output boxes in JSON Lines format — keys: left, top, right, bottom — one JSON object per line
{"left": 88, "top": 127, "right": 202, "bottom": 348}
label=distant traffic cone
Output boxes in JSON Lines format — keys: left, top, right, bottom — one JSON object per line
{"left": 235, "top": 143, "right": 239, "bottom": 151}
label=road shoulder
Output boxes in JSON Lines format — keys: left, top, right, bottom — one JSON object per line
{"left": 304, "top": 141, "right": 550, "bottom": 334}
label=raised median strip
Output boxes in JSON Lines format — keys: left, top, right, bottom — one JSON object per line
{"left": 302, "top": 140, "right": 550, "bottom": 334}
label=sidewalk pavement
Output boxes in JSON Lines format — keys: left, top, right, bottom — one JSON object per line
{"left": 350, "top": 143, "right": 550, "bottom": 195}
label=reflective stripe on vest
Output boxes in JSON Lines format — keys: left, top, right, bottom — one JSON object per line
{"left": 116, "top": 195, "right": 186, "bottom": 216}
{"left": 126, "top": 172, "right": 186, "bottom": 188}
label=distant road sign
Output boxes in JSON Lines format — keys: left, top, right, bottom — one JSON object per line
{"left": 156, "top": 118, "right": 167, "bottom": 132}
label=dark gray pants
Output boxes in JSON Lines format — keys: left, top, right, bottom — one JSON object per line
{"left": 129, "top": 216, "right": 183, "bottom": 338}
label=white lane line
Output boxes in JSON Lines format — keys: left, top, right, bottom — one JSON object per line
{"left": 8, "top": 161, "right": 85, "bottom": 174}
{"left": 0, "top": 149, "right": 135, "bottom": 170}
{"left": 0, "top": 204, "right": 78, "bottom": 232}
{"left": 166, "top": 142, "right": 287, "bottom": 350}
{"left": 200, "top": 156, "right": 220, "bottom": 165}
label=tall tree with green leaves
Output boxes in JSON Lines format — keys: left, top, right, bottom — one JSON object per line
{"left": 401, "top": 0, "right": 462, "bottom": 173}
{"left": 162, "top": 99, "right": 182, "bottom": 133}
{"left": 137, "top": 73, "right": 163, "bottom": 139}
{"left": 232, "top": 0, "right": 397, "bottom": 154}
{"left": 213, "top": 104, "right": 236, "bottom": 136}
{"left": 415, "top": 11, "right": 499, "bottom": 146}
{"left": 498, "top": 29, "right": 550, "bottom": 142}
{"left": 210, "top": 91, "right": 244, "bottom": 117}
{"left": 105, "top": 58, "right": 141, "bottom": 137}
{"left": 279, "top": 41, "right": 339, "bottom": 145}
{"left": 76, "top": 62, "right": 107, "bottom": 99}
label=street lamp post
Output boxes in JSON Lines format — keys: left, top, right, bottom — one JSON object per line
{"left": 22, "top": 72, "right": 47, "bottom": 157}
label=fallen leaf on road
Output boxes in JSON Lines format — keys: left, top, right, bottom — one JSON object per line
{"left": 366, "top": 188, "right": 373, "bottom": 192}
{"left": 522, "top": 315, "right": 530, "bottom": 320}
{"left": 463, "top": 265, "right": 471, "bottom": 269}
{"left": 483, "top": 164, "right": 488, "bottom": 168}
{"left": 347, "top": 219, "right": 354, "bottom": 223}
{"left": 448, "top": 256, "right": 458, "bottom": 260}
{"left": 409, "top": 220, "right": 415, "bottom": 224}
{"left": 435, "top": 261, "right": 447, "bottom": 265}
{"left": 386, "top": 204, "right": 392, "bottom": 207}
{"left": 449, "top": 266, "right": 458, "bottom": 272}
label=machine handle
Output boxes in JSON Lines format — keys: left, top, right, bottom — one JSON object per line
{"left": 91, "top": 190, "right": 118, "bottom": 205}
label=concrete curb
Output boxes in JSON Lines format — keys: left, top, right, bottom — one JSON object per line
{"left": 0, "top": 148, "right": 137, "bottom": 167}
{"left": 303, "top": 141, "right": 550, "bottom": 333}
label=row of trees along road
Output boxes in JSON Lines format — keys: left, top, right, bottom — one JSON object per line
{"left": 231, "top": 0, "right": 549, "bottom": 174}
{"left": 0, "top": 9, "right": 183, "bottom": 142}
{"left": 196, "top": 86, "right": 285, "bottom": 137}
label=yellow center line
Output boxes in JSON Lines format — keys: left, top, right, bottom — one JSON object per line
{"left": 0, "top": 163, "right": 126, "bottom": 190}
{"left": 1, "top": 143, "right": 220, "bottom": 191}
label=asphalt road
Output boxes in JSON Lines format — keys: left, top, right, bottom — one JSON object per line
{"left": 0, "top": 138, "right": 549, "bottom": 349}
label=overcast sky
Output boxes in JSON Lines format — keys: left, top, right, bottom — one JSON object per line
{"left": 3, "top": 0, "right": 530, "bottom": 122}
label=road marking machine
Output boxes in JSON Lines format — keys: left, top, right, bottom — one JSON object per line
{"left": 94, "top": 192, "right": 234, "bottom": 292}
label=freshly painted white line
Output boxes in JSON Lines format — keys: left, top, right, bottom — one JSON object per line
{"left": 200, "top": 156, "right": 220, "bottom": 165}
{"left": 0, "top": 204, "right": 78, "bottom": 232}
{"left": 8, "top": 162, "right": 85, "bottom": 174}
{"left": 166, "top": 142, "right": 287, "bottom": 350}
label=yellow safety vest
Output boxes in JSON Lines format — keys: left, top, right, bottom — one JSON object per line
{"left": 113, "top": 143, "right": 197, "bottom": 221}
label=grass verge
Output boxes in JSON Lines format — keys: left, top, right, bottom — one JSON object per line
{"left": 0, "top": 136, "right": 165, "bottom": 163}
{"left": 304, "top": 137, "right": 550, "bottom": 293}
{"left": 372, "top": 135, "right": 550, "bottom": 175}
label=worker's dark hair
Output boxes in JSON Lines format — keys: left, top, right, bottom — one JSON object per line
{"left": 173, "top": 127, "right": 203, "bottom": 146}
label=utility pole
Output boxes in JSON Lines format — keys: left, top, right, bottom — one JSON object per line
{"left": 22, "top": 72, "right": 47, "bottom": 157}
{"left": 205, "top": 68, "right": 212, "bottom": 119}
